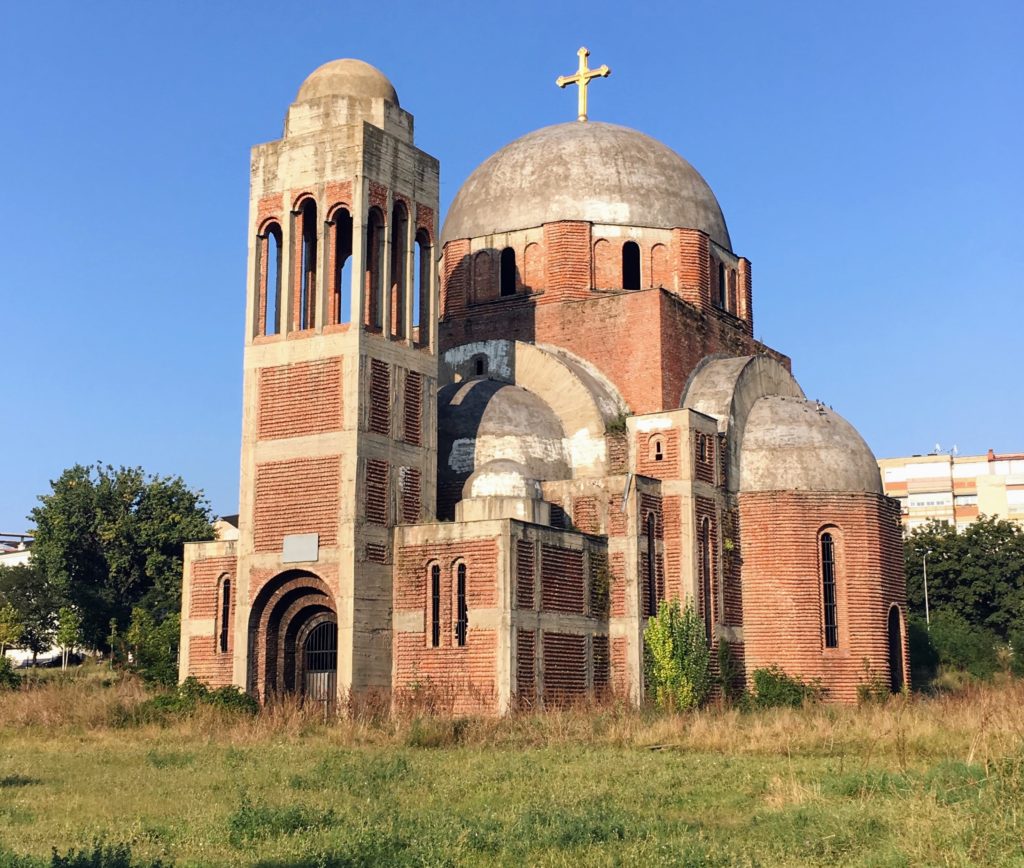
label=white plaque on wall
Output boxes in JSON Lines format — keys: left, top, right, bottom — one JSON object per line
{"left": 282, "top": 532, "right": 319, "bottom": 563}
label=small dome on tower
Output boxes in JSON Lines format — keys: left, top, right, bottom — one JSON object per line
{"left": 296, "top": 59, "right": 399, "bottom": 106}
{"left": 441, "top": 122, "right": 730, "bottom": 248}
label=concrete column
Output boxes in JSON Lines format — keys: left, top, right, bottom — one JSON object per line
{"left": 315, "top": 196, "right": 328, "bottom": 332}
{"left": 350, "top": 177, "right": 367, "bottom": 328}
{"left": 380, "top": 190, "right": 393, "bottom": 339}
{"left": 404, "top": 207, "right": 415, "bottom": 343}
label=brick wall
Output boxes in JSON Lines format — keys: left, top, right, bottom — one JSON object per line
{"left": 186, "top": 555, "right": 236, "bottom": 688}
{"left": 637, "top": 429, "right": 680, "bottom": 479}
{"left": 739, "top": 491, "right": 907, "bottom": 702}
{"left": 542, "top": 632, "right": 587, "bottom": 705}
{"left": 257, "top": 358, "right": 343, "bottom": 440}
{"left": 253, "top": 457, "right": 339, "bottom": 552}
{"left": 368, "top": 358, "right": 390, "bottom": 435}
{"left": 542, "top": 222, "right": 591, "bottom": 302}
{"left": 540, "top": 544, "right": 585, "bottom": 614}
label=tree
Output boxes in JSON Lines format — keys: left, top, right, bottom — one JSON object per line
{"left": 56, "top": 606, "right": 82, "bottom": 670}
{"left": 0, "top": 602, "right": 23, "bottom": 655}
{"left": 0, "top": 564, "right": 57, "bottom": 662}
{"left": 905, "top": 516, "right": 1024, "bottom": 642}
{"left": 29, "top": 463, "right": 215, "bottom": 649}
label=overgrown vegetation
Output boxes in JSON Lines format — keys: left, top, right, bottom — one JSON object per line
{"left": 643, "top": 600, "right": 711, "bottom": 710}
{"left": 749, "top": 665, "right": 823, "bottom": 708}
{"left": 0, "top": 672, "right": 1022, "bottom": 864}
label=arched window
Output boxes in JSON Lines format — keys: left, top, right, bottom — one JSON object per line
{"left": 623, "top": 241, "right": 641, "bottom": 290}
{"left": 645, "top": 513, "right": 658, "bottom": 617}
{"left": 218, "top": 577, "right": 231, "bottom": 654}
{"left": 700, "top": 518, "right": 713, "bottom": 643}
{"left": 474, "top": 356, "right": 487, "bottom": 376}
{"left": 391, "top": 201, "right": 408, "bottom": 337}
{"left": 821, "top": 532, "right": 838, "bottom": 648}
{"left": 500, "top": 247, "right": 516, "bottom": 296}
{"left": 330, "top": 207, "right": 353, "bottom": 324}
{"left": 455, "top": 562, "right": 468, "bottom": 647}
{"left": 650, "top": 436, "right": 664, "bottom": 462}
{"left": 414, "top": 229, "right": 431, "bottom": 345}
{"left": 429, "top": 563, "right": 441, "bottom": 648}
{"left": 258, "top": 222, "right": 282, "bottom": 336}
{"left": 296, "top": 198, "right": 318, "bottom": 330}
{"left": 717, "top": 261, "right": 727, "bottom": 310}
{"left": 365, "top": 207, "right": 385, "bottom": 330}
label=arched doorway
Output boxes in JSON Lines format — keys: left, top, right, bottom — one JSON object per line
{"left": 888, "top": 605, "right": 905, "bottom": 693}
{"left": 247, "top": 570, "right": 337, "bottom": 703}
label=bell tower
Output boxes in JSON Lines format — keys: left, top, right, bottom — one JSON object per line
{"left": 234, "top": 59, "right": 440, "bottom": 701}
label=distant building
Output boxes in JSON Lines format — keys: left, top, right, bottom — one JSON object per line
{"left": 0, "top": 534, "right": 33, "bottom": 568}
{"left": 878, "top": 450, "right": 1024, "bottom": 531}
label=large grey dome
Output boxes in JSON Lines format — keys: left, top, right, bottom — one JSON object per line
{"left": 739, "top": 396, "right": 883, "bottom": 494}
{"left": 441, "top": 122, "right": 731, "bottom": 249}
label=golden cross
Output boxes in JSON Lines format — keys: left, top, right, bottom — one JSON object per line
{"left": 556, "top": 46, "right": 610, "bottom": 122}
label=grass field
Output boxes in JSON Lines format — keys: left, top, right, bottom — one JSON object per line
{"left": 0, "top": 672, "right": 1022, "bottom": 866}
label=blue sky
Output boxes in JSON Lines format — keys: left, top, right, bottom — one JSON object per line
{"left": 1, "top": 0, "right": 1021, "bottom": 531}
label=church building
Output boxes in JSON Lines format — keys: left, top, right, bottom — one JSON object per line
{"left": 178, "top": 54, "right": 908, "bottom": 710}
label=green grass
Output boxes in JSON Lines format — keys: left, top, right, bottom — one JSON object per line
{"left": 0, "top": 676, "right": 1022, "bottom": 865}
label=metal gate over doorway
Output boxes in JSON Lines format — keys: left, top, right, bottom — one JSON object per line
{"left": 303, "top": 620, "right": 337, "bottom": 707}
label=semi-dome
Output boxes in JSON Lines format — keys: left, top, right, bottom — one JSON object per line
{"left": 441, "top": 122, "right": 730, "bottom": 249}
{"left": 296, "top": 59, "right": 399, "bottom": 106}
{"left": 739, "top": 396, "right": 883, "bottom": 494}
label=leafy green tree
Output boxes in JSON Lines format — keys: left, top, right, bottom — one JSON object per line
{"left": 29, "top": 463, "right": 215, "bottom": 649}
{"left": 0, "top": 602, "right": 23, "bottom": 655}
{"left": 0, "top": 564, "right": 57, "bottom": 662}
{"left": 644, "top": 600, "right": 711, "bottom": 710}
{"left": 905, "top": 516, "right": 1024, "bottom": 642}
{"left": 56, "top": 606, "right": 82, "bottom": 670}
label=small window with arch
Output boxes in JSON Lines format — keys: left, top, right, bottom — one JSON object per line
{"left": 821, "top": 531, "right": 839, "bottom": 648}
{"left": 455, "top": 562, "right": 468, "bottom": 647}
{"left": 218, "top": 576, "right": 231, "bottom": 654}
{"left": 697, "top": 433, "right": 707, "bottom": 463}
{"left": 429, "top": 563, "right": 441, "bottom": 648}
{"left": 623, "top": 240, "right": 641, "bottom": 290}
{"left": 500, "top": 247, "right": 517, "bottom": 297}
{"left": 649, "top": 435, "right": 664, "bottom": 463}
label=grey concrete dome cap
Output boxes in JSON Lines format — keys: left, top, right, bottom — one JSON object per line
{"left": 296, "top": 59, "right": 399, "bottom": 106}
{"left": 739, "top": 396, "right": 883, "bottom": 494}
{"left": 441, "top": 122, "right": 730, "bottom": 249}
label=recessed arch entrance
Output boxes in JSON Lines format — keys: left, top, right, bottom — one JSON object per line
{"left": 247, "top": 569, "right": 337, "bottom": 704}
{"left": 887, "top": 605, "right": 905, "bottom": 694}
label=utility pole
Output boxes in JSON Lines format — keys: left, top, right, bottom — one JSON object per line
{"left": 923, "top": 549, "right": 932, "bottom": 628}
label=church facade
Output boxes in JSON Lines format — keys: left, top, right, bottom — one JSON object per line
{"left": 178, "top": 57, "right": 908, "bottom": 710}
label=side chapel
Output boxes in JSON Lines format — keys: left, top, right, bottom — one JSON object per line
{"left": 179, "top": 53, "right": 908, "bottom": 709}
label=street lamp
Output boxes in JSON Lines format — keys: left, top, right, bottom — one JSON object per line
{"left": 922, "top": 549, "right": 932, "bottom": 628}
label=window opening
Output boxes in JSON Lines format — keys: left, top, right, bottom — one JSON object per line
{"left": 500, "top": 247, "right": 516, "bottom": 296}
{"left": 821, "top": 532, "right": 838, "bottom": 648}
{"left": 653, "top": 437, "right": 664, "bottom": 462}
{"left": 623, "top": 241, "right": 641, "bottom": 290}
{"left": 430, "top": 564, "right": 441, "bottom": 648}
{"left": 698, "top": 434, "right": 707, "bottom": 462}
{"left": 218, "top": 578, "right": 231, "bottom": 653}
{"left": 365, "top": 208, "right": 385, "bottom": 329}
{"left": 414, "top": 229, "right": 430, "bottom": 345}
{"left": 701, "top": 519, "right": 713, "bottom": 642}
{"left": 646, "top": 513, "right": 657, "bottom": 617}
{"left": 717, "top": 261, "right": 727, "bottom": 309}
{"left": 299, "top": 199, "right": 318, "bottom": 330}
{"left": 474, "top": 357, "right": 486, "bottom": 376}
{"left": 455, "top": 563, "right": 468, "bottom": 646}
{"left": 261, "top": 224, "right": 282, "bottom": 336}
{"left": 332, "top": 208, "right": 353, "bottom": 324}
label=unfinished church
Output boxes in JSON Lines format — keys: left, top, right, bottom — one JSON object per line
{"left": 178, "top": 55, "right": 908, "bottom": 710}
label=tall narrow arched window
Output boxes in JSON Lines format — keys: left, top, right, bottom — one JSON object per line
{"left": 455, "top": 563, "right": 468, "bottom": 647}
{"left": 821, "top": 532, "right": 838, "bottom": 648}
{"left": 330, "top": 207, "right": 353, "bottom": 324}
{"left": 623, "top": 241, "right": 641, "bottom": 290}
{"left": 645, "top": 513, "right": 657, "bottom": 617}
{"left": 391, "top": 201, "right": 408, "bottom": 337}
{"left": 296, "top": 198, "right": 318, "bottom": 330}
{"left": 258, "top": 222, "right": 282, "bottom": 336}
{"left": 700, "top": 518, "right": 713, "bottom": 643}
{"left": 365, "top": 207, "right": 385, "bottom": 330}
{"left": 500, "top": 247, "right": 516, "bottom": 296}
{"left": 717, "top": 261, "right": 727, "bottom": 309}
{"left": 430, "top": 563, "right": 441, "bottom": 648}
{"left": 218, "top": 577, "right": 231, "bottom": 654}
{"left": 414, "top": 229, "right": 431, "bottom": 345}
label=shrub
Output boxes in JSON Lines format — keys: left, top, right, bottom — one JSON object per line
{"left": 227, "top": 797, "right": 335, "bottom": 845}
{"left": 929, "top": 610, "right": 1000, "bottom": 679}
{"left": 124, "top": 676, "right": 258, "bottom": 724}
{"left": 716, "top": 639, "right": 745, "bottom": 704}
{"left": 1008, "top": 624, "right": 1024, "bottom": 678}
{"left": 750, "top": 666, "right": 823, "bottom": 708}
{"left": 643, "top": 600, "right": 711, "bottom": 710}
{"left": 0, "top": 656, "right": 21, "bottom": 691}
{"left": 51, "top": 840, "right": 167, "bottom": 868}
